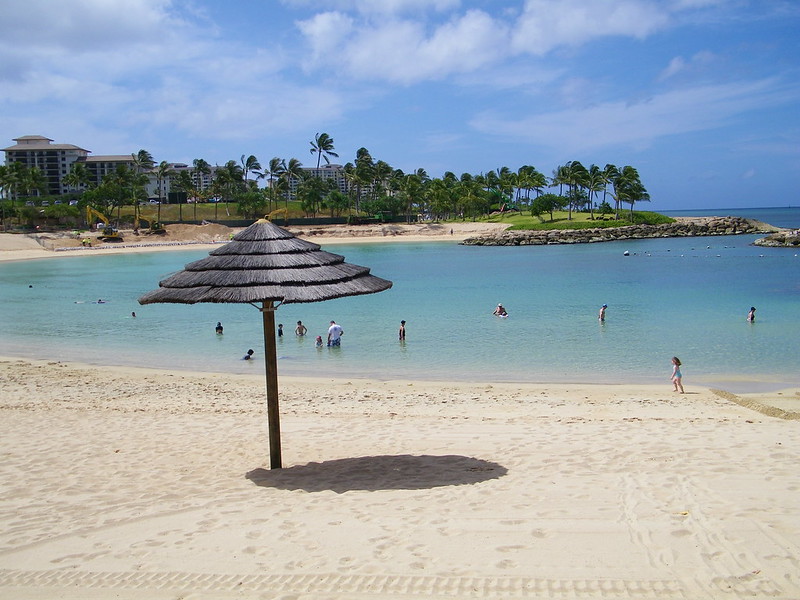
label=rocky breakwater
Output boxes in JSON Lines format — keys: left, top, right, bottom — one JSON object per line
{"left": 753, "top": 229, "right": 800, "bottom": 248}
{"left": 460, "top": 216, "right": 778, "bottom": 246}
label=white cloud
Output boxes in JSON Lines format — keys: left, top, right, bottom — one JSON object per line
{"left": 283, "top": 0, "right": 460, "bottom": 16}
{"left": 658, "top": 51, "right": 716, "bottom": 81}
{"left": 659, "top": 57, "right": 687, "bottom": 81}
{"left": 296, "top": 11, "right": 354, "bottom": 62}
{"left": 511, "top": 0, "right": 670, "bottom": 55}
{"left": 294, "top": 0, "right": 721, "bottom": 85}
{"left": 0, "top": 0, "right": 183, "bottom": 51}
{"left": 470, "top": 78, "right": 799, "bottom": 155}
{"left": 299, "top": 9, "right": 506, "bottom": 83}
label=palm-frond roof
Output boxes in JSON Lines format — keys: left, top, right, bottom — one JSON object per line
{"left": 138, "top": 219, "right": 392, "bottom": 305}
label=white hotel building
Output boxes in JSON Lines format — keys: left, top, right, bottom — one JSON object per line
{"left": 2, "top": 135, "right": 218, "bottom": 200}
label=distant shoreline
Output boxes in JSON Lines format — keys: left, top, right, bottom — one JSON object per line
{"left": 0, "top": 216, "right": 786, "bottom": 262}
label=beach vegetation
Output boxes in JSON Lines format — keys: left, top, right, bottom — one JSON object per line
{"left": 0, "top": 135, "right": 668, "bottom": 234}
{"left": 502, "top": 209, "right": 674, "bottom": 231}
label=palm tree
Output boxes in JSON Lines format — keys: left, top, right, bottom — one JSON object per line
{"left": 281, "top": 158, "right": 304, "bottom": 210}
{"left": 131, "top": 150, "right": 154, "bottom": 227}
{"left": 495, "top": 167, "right": 515, "bottom": 205}
{"left": 262, "top": 157, "right": 286, "bottom": 212}
{"left": 530, "top": 168, "right": 547, "bottom": 199}
{"left": 456, "top": 174, "right": 488, "bottom": 221}
{"left": 174, "top": 170, "right": 196, "bottom": 222}
{"left": 132, "top": 150, "right": 154, "bottom": 173}
{"left": 371, "top": 160, "right": 393, "bottom": 201}
{"left": 424, "top": 175, "right": 456, "bottom": 220}
{"left": 353, "top": 148, "right": 374, "bottom": 212}
{"left": 240, "top": 154, "right": 262, "bottom": 183}
{"left": 20, "top": 166, "right": 47, "bottom": 198}
{"left": 0, "top": 165, "right": 18, "bottom": 229}
{"left": 153, "top": 161, "right": 174, "bottom": 225}
{"left": 0, "top": 165, "right": 11, "bottom": 201}
{"left": 192, "top": 158, "right": 211, "bottom": 220}
{"left": 551, "top": 164, "right": 568, "bottom": 202}
{"left": 309, "top": 132, "right": 339, "bottom": 170}
{"left": 584, "top": 164, "right": 605, "bottom": 220}
{"left": 612, "top": 166, "right": 649, "bottom": 218}
{"left": 516, "top": 165, "right": 536, "bottom": 206}
{"left": 62, "top": 162, "right": 91, "bottom": 193}
{"left": 213, "top": 161, "right": 244, "bottom": 218}
{"left": 603, "top": 164, "right": 620, "bottom": 218}
{"left": 561, "top": 161, "right": 588, "bottom": 220}
{"left": 101, "top": 164, "right": 135, "bottom": 222}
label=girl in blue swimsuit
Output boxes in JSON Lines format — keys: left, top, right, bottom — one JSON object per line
{"left": 671, "top": 357, "right": 684, "bottom": 393}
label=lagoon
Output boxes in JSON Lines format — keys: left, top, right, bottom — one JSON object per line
{"left": 1, "top": 212, "right": 798, "bottom": 393}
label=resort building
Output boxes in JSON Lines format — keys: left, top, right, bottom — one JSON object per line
{"left": 2, "top": 135, "right": 90, "bottom": 196}
{"left": 287, "top": 163, "right": 350, "bottom": 197}
{"left": 81, "top": 155, "right": 136, "bottom": 190}
{"left": 2, "top": 135, "right": 205, "bottom": 201}
{"left": 3, "top": 134, "right": 338, "bottom": 203}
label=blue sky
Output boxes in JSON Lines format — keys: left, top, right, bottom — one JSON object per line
{"left": 1, "top": 0, "right": 798, "bottom": 209}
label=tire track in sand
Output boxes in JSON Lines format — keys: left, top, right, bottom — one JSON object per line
{"left": 0, "top": 569, "right": 689, "bottom": 598}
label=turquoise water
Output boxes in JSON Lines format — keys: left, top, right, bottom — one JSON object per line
{"left": 1, "top": 216, "right": 798, "bottom": 392}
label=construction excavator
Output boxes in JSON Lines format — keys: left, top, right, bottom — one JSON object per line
{"left": 86, "top": 206, "right": 123, "bottom": 242}
{"left": 266, "top": 208, "right": 289, "bottom": 224}
{"left": 133, "top": 211, "right": 165, "bottom": 235}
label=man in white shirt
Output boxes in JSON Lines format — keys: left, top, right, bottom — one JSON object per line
{"left": 327, "top": 320, "right": 344, "bottom": 347}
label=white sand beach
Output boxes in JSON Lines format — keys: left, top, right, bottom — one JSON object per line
{"left": 1, "top": 357, "right": 799, "bottom": 599}
{"left": 0, "top": 221, "right": 509, "bottom": 263}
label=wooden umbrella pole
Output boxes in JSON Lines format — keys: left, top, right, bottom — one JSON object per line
{"left": 261, "top": 301, "right": 282, "bottom": 469}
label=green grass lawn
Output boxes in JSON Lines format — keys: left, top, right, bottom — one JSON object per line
{"left": 483, "top": 210, "right": 674, "bottom": 230}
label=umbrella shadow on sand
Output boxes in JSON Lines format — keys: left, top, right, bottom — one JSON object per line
{"left": 245, "top": 454, "right": 507, "bottom": 494}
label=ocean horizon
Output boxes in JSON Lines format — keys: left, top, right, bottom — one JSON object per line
{"left": 1, "top": 206, "right": 798, "bottom": 394}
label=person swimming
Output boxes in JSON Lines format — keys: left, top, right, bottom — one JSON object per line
{"left": 493, "top": 303, "right": 508, "bottom": 317}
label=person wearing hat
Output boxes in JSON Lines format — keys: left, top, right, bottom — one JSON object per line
{"left": 493, "top": 303, "right": 508, "bottom": 317}
{"left": 598, "top": 304, "right": 608, "bottom": 322}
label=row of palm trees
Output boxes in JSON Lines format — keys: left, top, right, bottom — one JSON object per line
{"left": 0, "top": 162, "right": 47, "bottom": 200}
{"left": 1, "top": 131, "right": 650, "bottom": 224}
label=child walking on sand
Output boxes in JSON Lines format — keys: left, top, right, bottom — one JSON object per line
{"left": 671, "top": 357, "right": 684, "bottom": 393}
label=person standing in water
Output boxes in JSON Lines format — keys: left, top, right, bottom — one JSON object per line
{"left": 399, "top": 320, "right": 406, "bottom": 341}
{"left": 598, "top": 304, "right": 607, "bottom": 322}
{"left": 295, "top": 320, "right": 307, "bottom": 336}
{"left": 215, "top": 322, "right": 223, "bottom": 335}
{"left": 747, "top": 307, "right": 756, "bottom": 322}
{"left": 670, "top": 357, "right": 684, "bottom": 393}
{"left": 327, "top": 320, "right": 344, "bottom": 347}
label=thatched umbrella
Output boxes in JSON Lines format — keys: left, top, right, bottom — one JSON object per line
{"left": 138, "top": 219, "right": 392, "bottom": 468}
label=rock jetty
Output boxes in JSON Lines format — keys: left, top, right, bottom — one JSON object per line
{"left": 460, "top": 216, "right": 779, "bottom": 246}
{"left": 753, "top": 230, "right": 800, "bottom": 248}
